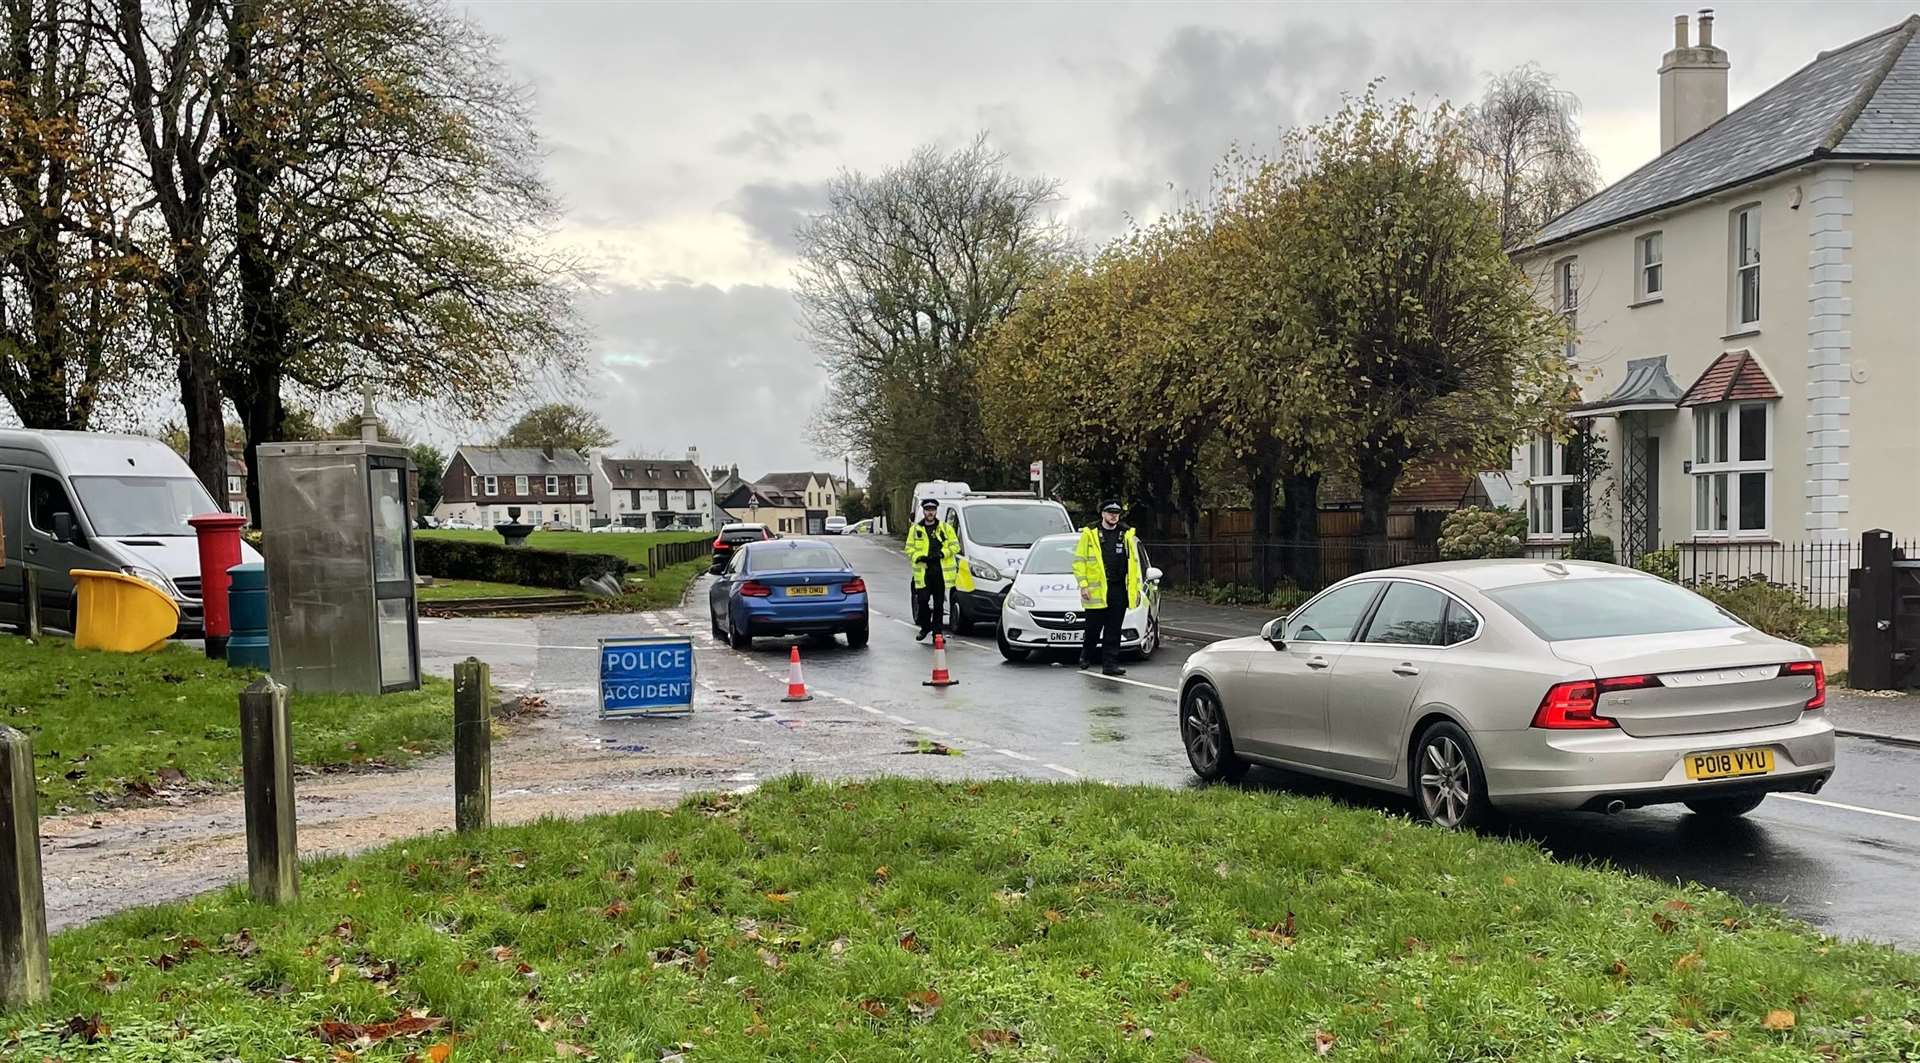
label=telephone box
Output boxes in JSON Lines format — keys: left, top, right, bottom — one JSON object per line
{"left": 255, "top": 440, "right": 420, "bottom": 694}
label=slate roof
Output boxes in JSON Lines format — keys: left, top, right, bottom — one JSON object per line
{"left": 600, "top": 457, "right": 712, "bottom": 490}
{"left": 757, "top": 471, "right": 822, "bottom": 493}
{"left": 1678, "top": 351, "right": 1781, "bottom": 407}
{"left": 1573, "top": 356, "right": 1687, "bottom": 415}
{"left": 1524, "top": 16, "right": 1920, "bottom": 251}
{"left": 457, "top": 446, "right": 590, "bottom": 477}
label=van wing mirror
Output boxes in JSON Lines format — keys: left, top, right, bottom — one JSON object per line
{"left": 1261, "top": 616, "right": 1288, "bottom": 649}
{"left": 51, "top": 511, "right": 78, "bottom": 544}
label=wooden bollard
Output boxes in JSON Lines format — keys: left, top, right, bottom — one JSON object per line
{"left": 20, "top": 569, "right": 40, "bottom": 640}
{"left": 0, "top": 726, "right": 50, "bottom": 1008}
{"left": 453, "top": 658, "right": 491, "bottom": 833}
{"left": 239, "top": 677, "right": 297, "bottom": 904}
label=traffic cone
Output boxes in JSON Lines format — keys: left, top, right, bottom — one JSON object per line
{"left": 781, "top": 646, "right": 813, "bottom": 702}
{"left": 923, "top": 634, "right": 959, "bottom": 687}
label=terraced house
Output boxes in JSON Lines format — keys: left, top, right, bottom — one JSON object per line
{"left": 435, "top": 446, "right": 594, "bottom": 528}
{"left": 1514, "top": 12, "right": 1920, "bottom": 593}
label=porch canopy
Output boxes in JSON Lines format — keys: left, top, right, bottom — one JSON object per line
{"left": 1570, "top": 355, "right": 1685, "bottom": 419}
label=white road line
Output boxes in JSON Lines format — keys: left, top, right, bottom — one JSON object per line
{"left": 1082, "top": 671, "right": 1177, "bottom": 694}
{"left": 438, "top": 638, "right": 598, "bottom": 651}
{"left": 1043, "top": 763, "right": 1081, "bottom": 778}
{"left": 912, "top": 725, "right": 949, "bottom": 737}
{"left": 885, "top": 714, "right": 914, "bottom": 726}
{"left": 1774, "top": 793, "right": 1920, "bottom": 825}
{"left": 858, "top": 705, "right": 884, "bottom": 715}
{"left": 996, "top": 749, "right": 1036, "bottom": 762}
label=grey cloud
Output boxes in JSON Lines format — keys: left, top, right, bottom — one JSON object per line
{"left": 715, "top": 112, "right": 841, "bottom": 164}
{"left": 1120, "top": 23, "right": 1472, "bottom": 207}
{"left": 580, "top": 282, "right": 826, "bottom": 474}
{"left": 725, "top": 180, "right": 833, "bottom": 255}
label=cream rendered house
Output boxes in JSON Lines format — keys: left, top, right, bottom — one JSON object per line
{"left": 1514, "top": 12, "right": 1920, "bottom": 594}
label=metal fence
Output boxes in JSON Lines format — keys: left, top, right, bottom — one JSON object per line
{"left": 1144, "top": 536, "right": 1917, "bottom": 610}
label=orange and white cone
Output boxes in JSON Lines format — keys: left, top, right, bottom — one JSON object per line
{"left": 923, "top": 634, "right": 958, "bottom": 687}
{"left": 781, "top": 645, "right": 813, "bottom": 702}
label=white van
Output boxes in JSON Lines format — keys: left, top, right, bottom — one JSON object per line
{"left": 931, "top": 494, "right": 1073, "bottom": 634}
{"left": 0, "top": 430, "right": 262, "bottom": 635}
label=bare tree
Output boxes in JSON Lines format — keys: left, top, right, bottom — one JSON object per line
{"left": 794, "top": 135, "right": 1073, "bottom": 505}
{"left": 1463, "top": 64, "right": 1601, "bottom": 246}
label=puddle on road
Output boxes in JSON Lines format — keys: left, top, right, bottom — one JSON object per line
{"left": 1089, "top": 725, "right": 1128, "bottom": 744}
{"left": 1089, "top": 704, "right": 1127, "bottom": 719}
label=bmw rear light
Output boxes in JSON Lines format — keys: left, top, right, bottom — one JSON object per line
{"left": 1782, "top": 660, "right": 1826, "bottom": 711}
{"left": 1531, "top": 675, "right": 1660, "bottom": 730}
{"left": 842, "top": 577, "right": 867, "bottom": 595}
{"left": 739, "top": 580, "right": 771, "bottom": 597}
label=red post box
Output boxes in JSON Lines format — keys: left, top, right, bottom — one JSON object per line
{"left": 188, "top": 513, "right": 251, "bottom": 659}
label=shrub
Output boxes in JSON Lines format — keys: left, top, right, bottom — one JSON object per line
{"left": 1269, "top": 582, "right": 1312, "bottom": 613}
{"left": 1634, "top": 547, "right": 1679, "bottom": 582}
{"left": 1693, "top": 576, "right": 1845, "bottom": 645}
{"left": 1438, "top": 507, "right": 1525, "bottom": 561}
{"left": 415, "top": 537, "right": 627, "bottom": 590}
{"left": 1566, "top": 535, "right": 1615, "bottom": 565}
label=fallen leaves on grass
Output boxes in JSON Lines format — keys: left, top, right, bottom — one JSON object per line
{"left": 1609, "top": 960, "right": 1631, "bottom": 980}
{"left": 310, "top": 1013, "right": 446, "bottom": 1046}
{"left": 61, "top": 1014, "right": 109, "bottom": 1043}
{"left": 1763, "top": 1009, "right": 1796, "bottom": 1032}
{"left": 905, "top": 989, "right": 943, "bottom": 1021}
{"left": 1313, "top": 1030, "right": 1337, "bottom": 1056}
{"left": 969, "top": 1029, "right": 1021, "bottom": 1052}
{"left": 1651, "top": 912, "right": 1678, "bottom": 935}
{"left": 1249, "top": 912, "right": 1297, "bottom": 947}
{"left": 602, "top": 900, "right": 629, "bottom": 920}
{"left": 858, "top": 999, "right": 889, "bottom": 1019}
{"left": 898, "top": 930, "right": 922, "bottom": 952}
{"left": 1166, "top": 980, "right": 1190, "bottom": 1002}
{"left": 403, "top": 1042, "right": 455, "bottom": 1063}
{"left": 1673, "top": 952, "right": 1704, "bottom": 973}
{"left": 554, "top": 1042, "right": 594, "bottom": 1058}
{"left": 764, "top": 891, "right": 793, "bottom": 903}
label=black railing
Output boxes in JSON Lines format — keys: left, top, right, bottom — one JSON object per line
{"left": 1144, "top": 536, "right": 1917, "bottom": 611}
{"left": 646, "top": 538, "right": 712, "bottom": 577}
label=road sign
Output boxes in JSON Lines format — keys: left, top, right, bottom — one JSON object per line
{"left": 1028, "top": 461, "right": 1043, "bottom": 482}
{"left": 598, "top": 635, "right": 696, "bottom": 719}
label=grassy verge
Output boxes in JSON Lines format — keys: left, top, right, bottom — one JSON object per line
{"left": 0, "top": 638, "right": 451, "bottom": 815}
{"left": 9, "top": 778, "right": 1918, "bottom": 1059}
{"left": 417, "top": 529, "right": 711, "bottom": 570}
{"left": 618, "top": 556, "right": 710, "bottom": 611}
{"left": 416, "top": 579, "right": 558, "bottom": 602}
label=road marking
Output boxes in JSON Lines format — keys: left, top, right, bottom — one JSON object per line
{"left": 885, "top": 714, "right": 914, "bottom": 725}
{"left": 912, "top": 725, "right": 949, "bottom": 737}
{"left": 438, "top": 638, "right": 597, "bottom": 651}
{"left": 858, "top": 705, "right": 884, "bottom": 715}
{"left": 1082, "top": 671, "right": 1177, "bottom": 694}
{"left": 1774, "top": 793, "right": 1920, "bottom": 825}
{"left": 1043, "top": 763, "right": 1081, "bottom": 778}
{"left": 996, "top": 748, "right": 1036, "bottom": 761}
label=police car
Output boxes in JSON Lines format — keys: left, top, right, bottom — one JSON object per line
{"left": 996, "top": 532, "right": 1162, "bottom": 661}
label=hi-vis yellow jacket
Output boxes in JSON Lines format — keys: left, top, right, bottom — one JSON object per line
{"left": 1073, "top": 524, "right": 1142, "bottom": 609}
{"left": 904, "top": 520, "right": 975, "bottom": 591}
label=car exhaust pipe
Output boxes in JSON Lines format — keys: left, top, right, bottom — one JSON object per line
{"left": 1603, "top": 799, "right": 1626, "bottom": 815}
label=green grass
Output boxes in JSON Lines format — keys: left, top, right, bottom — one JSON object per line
{"left": 10, "top": 777, "right": 1919, "bottom": 1060}
{"left": 418, "top": 528, "right": 711, "bottom": 568}
{"left": 416, "top": 579, "right": 559, "bottom": 602}
{"left": 0, "top": 638, "right": 451, "bottom": 815}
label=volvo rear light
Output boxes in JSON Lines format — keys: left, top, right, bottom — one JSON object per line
{"left": 712, "top": 536, "right": 727, "bottom": 551}
{"left": 739, "top": 581, "right": 771, "bottom": 597}
{"left": 1531, "top": 675, "right": 1660, "bottom": 729}
{"left": 842, "top": 577, "right": 867, "bottom": 595}
{"left": 1782, "top": 660, "right": 1826, "bottom": 711}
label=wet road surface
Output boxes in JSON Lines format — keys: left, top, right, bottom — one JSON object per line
{"left": 416, "top": 533, "right": 1920, "bottom": 950}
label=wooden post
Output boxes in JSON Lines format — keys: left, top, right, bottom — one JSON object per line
{"left": 0, "top": 726, "right": 49, "bottom": 1008}
{"left": 453, "top": 658, "right": 491, "bottom": 833}
{"left": 239, "top": 677, "right": 297, "bottom": 904}
{"left": 20, "top": 569, "right": 40, "bottom": 640}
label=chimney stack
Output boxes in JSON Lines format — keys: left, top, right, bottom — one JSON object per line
{"left": 686, "top": 445, "right": 701, "bottom": 468}
{"left": 1659, "top": 9, "right": 1730, "bottom": 154}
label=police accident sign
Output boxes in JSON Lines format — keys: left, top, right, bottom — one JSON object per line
{"left": 599, "top": 635, "right": 696, "bottom": 718}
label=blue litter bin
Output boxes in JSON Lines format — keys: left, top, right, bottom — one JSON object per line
{"left": 227, "top": 562, "right": 271, "bottom": 670}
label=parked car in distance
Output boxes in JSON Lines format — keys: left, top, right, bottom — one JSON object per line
{"left": 710, "top": 522, "right": 772, "bottom": 572}
{"left": 709, "top": 538, "right": 868, "bottom": 649}
{"left": 441, "top": 517, "right": 479, "bottom": 530}
{"left": 846, "top": 518, "right": 877, "bottom": 535}
{"left": 589, "top": 522, "right": 641, "bottom": 533}
{"left": 542, "top": 519, "right": 576, "bottom": 532}
{"left": 998, "top": 533, "right": 1163, "bottom": 661}
{"left": 1177, "top": 560, "right": 1835, "bottom": 830}
{"left": 0, "top": 429, "right": 265, "bottom": 636}
{"left": 824, "top": 515, "right": 848, "bottom": 535}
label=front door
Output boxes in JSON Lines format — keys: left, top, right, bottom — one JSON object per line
{"left": 1235, "top": 581, "right": 1382, "bottom": 764}
{"left": 1325, "top": 580, "right": 1451, "bottom": 779}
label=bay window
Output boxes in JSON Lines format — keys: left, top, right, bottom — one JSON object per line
{"left": 1691, "top": 401, "right": 1771, "bottom": 538}
{"left": 1526, "top": 430, "right": 1585, "bottom": 541}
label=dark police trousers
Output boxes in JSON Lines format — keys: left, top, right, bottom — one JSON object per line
{"left": 914, "top": 565, "right": 946, "bottom": 635}
{"left": 1079, "top": 601, "right": 1125, "bottom": 666}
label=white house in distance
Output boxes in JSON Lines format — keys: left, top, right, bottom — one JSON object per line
{"left": 1513, "top": 12, "right": 1920, "bottom": 591}
{"left": 594, "top": 448, "right": 714, "bottom": 531}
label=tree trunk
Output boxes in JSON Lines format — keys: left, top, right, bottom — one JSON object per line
{"left": 1279, "top": 469, "right": 1321, "bottom": 590}
{"left": 1248, "top": 462, "right": 1275, "bottom": 593}
{"left": 175, "top": 270, "right": 227, "bottom": 505}
{"left": 223, "top": 0, "right": 287, "bottom": 527}
{"left": 1357, "top": 449, "right": 1404, "bottom": 569}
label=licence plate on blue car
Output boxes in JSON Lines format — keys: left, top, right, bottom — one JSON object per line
{"left": 786, "top": 585, "right": 827, "bottom": 598}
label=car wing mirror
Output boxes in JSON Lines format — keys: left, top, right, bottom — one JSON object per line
{"left": 1145, "top": 566, "right": 1164, "bottom": 584}
{"left": 51, "top": 511, "right": 79, "bottom": 544}
{"left": 1261, "top": 616, "right": 1288, "bottom": 649}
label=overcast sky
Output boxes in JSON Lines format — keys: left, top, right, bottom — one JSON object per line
{"left": 443, "top": 0, "right": 1917, "bottom": 480}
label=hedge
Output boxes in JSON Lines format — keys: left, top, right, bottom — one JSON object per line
{"left": 414, "top": 537, "right": 627, "bottom": 590}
